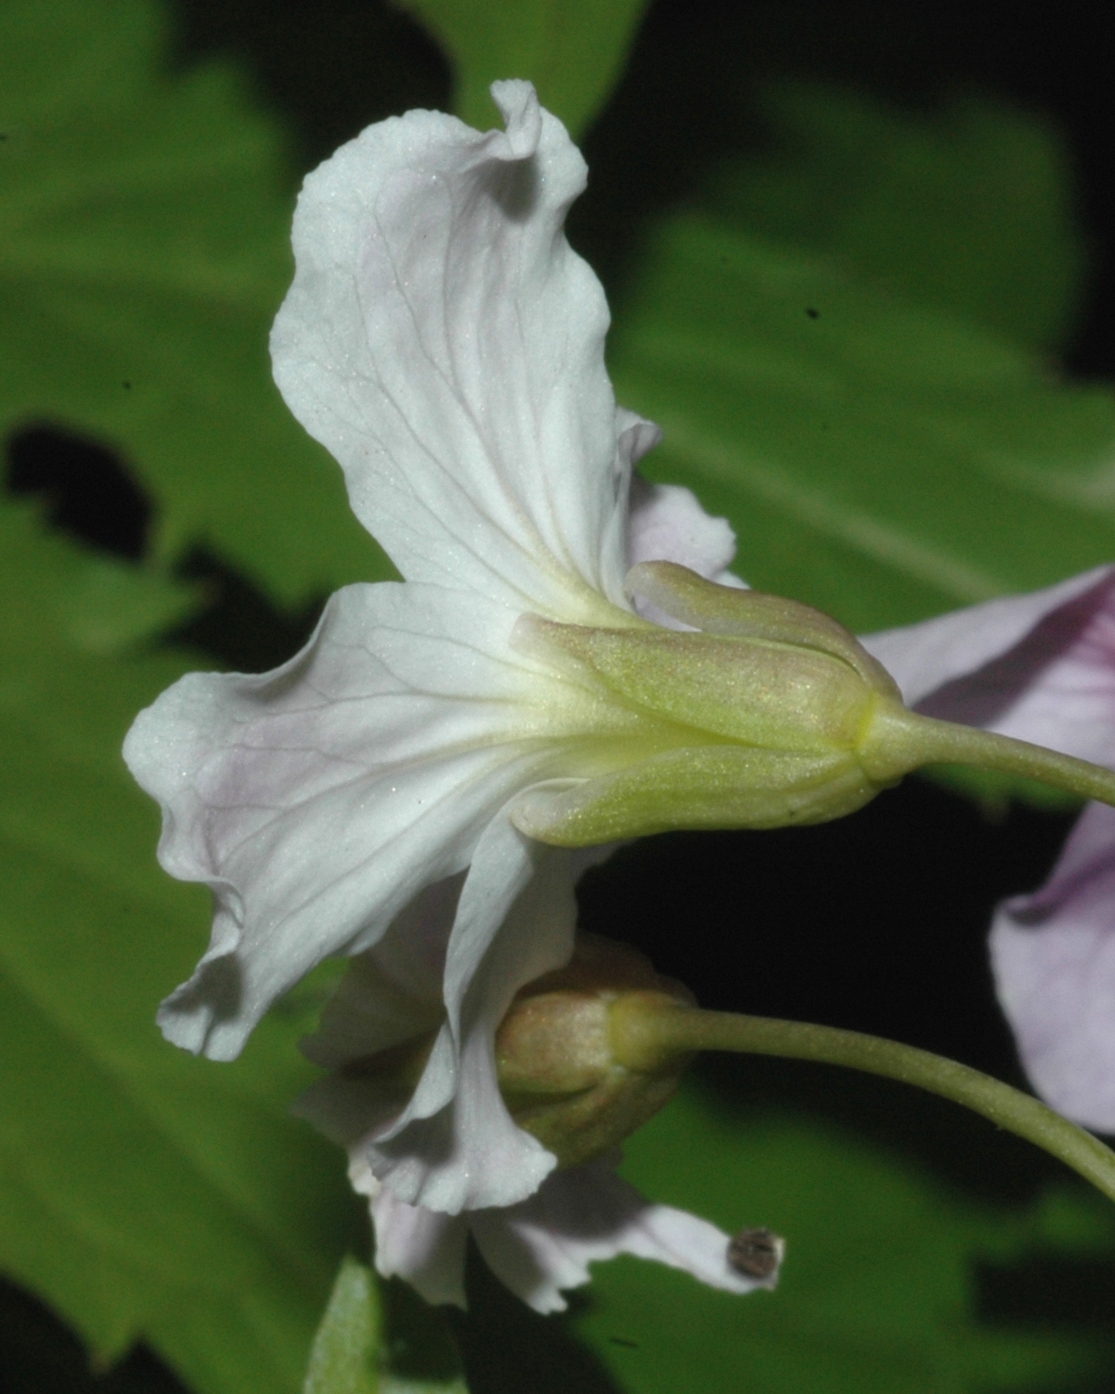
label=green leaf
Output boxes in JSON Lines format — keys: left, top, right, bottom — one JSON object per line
{"left": 0, "top": 0, "right": 388, "bottom": 607}
{"left": 714, "top": 85, "right": 1087, "bottom": 354}
{"left": 0, "top": 496, "right": 359, "bottom": 1393}
{"left": 378, "top": 1279, "right": 470, "bottom": 1394}
{"left": 397, "top": 0, "right": 649, "bottom": 138}
{"left": 569, "top": 1078, "right": 1115, "bottom": 1393}
{"left": 304, "top": 1258, "right": 380, "bottom": 1394}
{"left": 6, "top": 498, "right": 204, "bottom": 654}
{"left": 610, "top": 181, "right": 1115, "bottom": 634}
{"left": 302, "top": 1257, "right": 469, "bottom": 1394}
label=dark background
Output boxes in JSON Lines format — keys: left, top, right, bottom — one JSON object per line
{"left": 5, "top": 1, "right": 1114, "bottom": 1389}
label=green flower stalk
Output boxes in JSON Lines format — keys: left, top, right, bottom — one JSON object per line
{"left": 497, "top": 936, "right": 1115, "bottom": 1207}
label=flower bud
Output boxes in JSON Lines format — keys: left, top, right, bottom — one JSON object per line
{"left": 495, "top": 934, "right": 695, "bottom": 1169}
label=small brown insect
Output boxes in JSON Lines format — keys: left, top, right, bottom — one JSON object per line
{"left": 727, "top": 1226, "right": 785, "bottom": 1280}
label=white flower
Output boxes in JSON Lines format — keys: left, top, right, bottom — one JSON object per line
{"left": 123, "top": 80, "right": 741, "bottom": 1216}
{"left": 294, "top": 920, "right": 780, "bottom": 1312}
{"left": 354, "top": 1155, "right": 774, "bottom": 1314}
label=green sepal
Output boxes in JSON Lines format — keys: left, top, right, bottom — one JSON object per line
{"left": 513, "top": 745, "right": 877, "bottom": 845}
{"left": 626, "top": 561, "right": 899, "bottom": 694}
{"left": 511, "top": 569, "right": 900, "bottom": 844}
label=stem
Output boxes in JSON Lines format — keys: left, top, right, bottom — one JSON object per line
{"left": 612, "top": 1002, "right": 1115, "bottom": 1205}
{"left": 865, "top": 702, "right": 1115, "bottom": 808}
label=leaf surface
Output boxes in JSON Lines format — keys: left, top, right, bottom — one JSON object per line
{"left": 0, "top": 0, "right": 387, "bottom": 608}
{"left": 0, "top": 496, "right": 358, "bottom": 1394}
{"left": 303, "top": 1259, "right": 380, "bottom": 1394}
{"left": 570, "top": 1078, "right": 1115, "bottom": 1393}
{"left": 611, "top": 184, "right": 1115, "bottom": 633}
{"left": 717, "top": 85, "right": 1087, "bottom": 353}
{"left": 398, "top": 0, "right": 649, "bottom": 137}
{"left": 302, "top": 1256, "right": 470, "bottom": 1394}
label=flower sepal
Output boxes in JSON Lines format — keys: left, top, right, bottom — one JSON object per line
{"left": 512, "top": 564, "right": 911, "bottom": 844}
{"left": 513, "top": 564, "right": 1115, "bottom": 846}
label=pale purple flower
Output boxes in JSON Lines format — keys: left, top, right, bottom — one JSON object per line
{"left": 123, "top": 81, "right": 742, "bottom": 1217}
{"left": 863, "top": 566, "right": 1115, "bottom": 1130}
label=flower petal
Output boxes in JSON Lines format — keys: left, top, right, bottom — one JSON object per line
{"left": 271, "top": 79, "right": 636, "bottom": 624}
{"left": 291, "top": 878, "right": 463, "bottom": 1148}
{"left": 861, "top": 567, "right": 1115, "bottom": 742}
{"left": 864, "top": 569, "right": 1115, "bottom": 1124}
{"left": 301, "top": 875, "right": 460, "bottom": 1073}
{"left": 124, "top": 582, "right": 569, "bottom": 1060}
{"left": 990, "top": 800, "right": 1115, "bottom": 1131}
{"left": 925, "top": 577, "right": 1115, "bottom": 768}
{"left": 626, "top": 472, "right": 744, "bottom": 628}
{"left": 470, "top": 1155, "right": 777, "bottom": 1314}
{"left": 370, "top": 1185, "right": 470, "bottom": 1308}
{"left": 365, "top": 817, "right": 596, "bottom": 1213}
{"left": 627, "top": 479, "right": 740, "bottom": 584}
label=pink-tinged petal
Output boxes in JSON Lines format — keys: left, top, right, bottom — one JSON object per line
{"left": 861, "top": 566, "right": 1115, "bottom": 713}
{"left": 300, "top": 875, "right": 460, "bottom": 1072}
{"left": 292, "top": 1071, "right": 405, "bottom": 1155}
{"left": 626, "top": 473, "right": 744, "bottom": 628}
{"left": 366, "top": 817, "right": 593, "bottom": 1213}
{"left": 291, "top": 880, "right": 461, "bottom": 1147}
{"left": 990, "top": 801, "right": 1115, "bottom": 1131}
{"left": 943, "top": 585, "right": 1115, "bottom": 769}
{"left": 370, "top": 1186, "right": 470, "bottom": 1308}
{"left": 271, "top": 80, "right": 637, "bottom": 624}
{"left": 470, "top": 1156, "right": 776, "bottom": 1314}
{"left": 124, "top": 583, "right": 571, "bottom": 1060}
